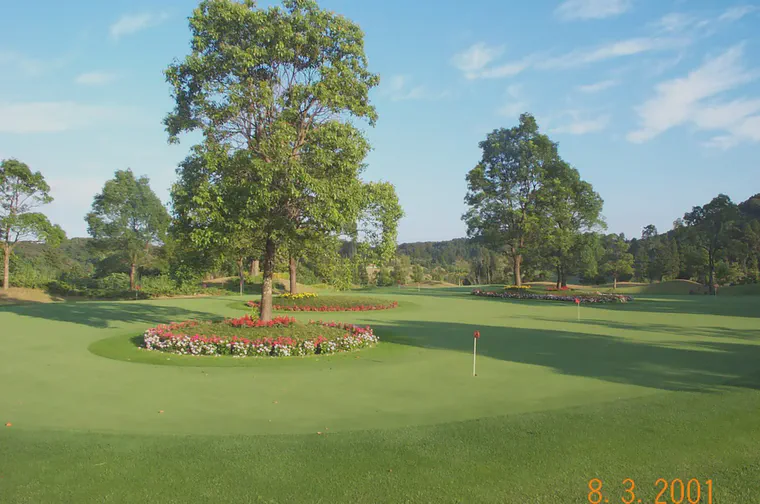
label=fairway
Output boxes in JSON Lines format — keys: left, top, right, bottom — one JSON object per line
{"left": 2, "top": 290, "right": 760, "bottom": 503}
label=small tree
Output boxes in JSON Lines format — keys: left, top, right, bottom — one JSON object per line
{"left": 683, "top": 194, "right": 738, "bottom": 294}
{"left": 411, "top": 264, "right": 425, "bottom": 284}
{"left": 1, "top": 159, "right": 65, "bottom": 290}
{"left": 601, "top": 233, "right": 633, "bottom": 289}
{"left": 86, "top": 169, "right": 170, "bottom": 290}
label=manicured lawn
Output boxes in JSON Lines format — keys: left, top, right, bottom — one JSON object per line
{"left": 1, "top": 290, "right": 759, "bottom": 502}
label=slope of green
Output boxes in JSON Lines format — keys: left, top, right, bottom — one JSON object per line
{"left": 719, "top": 283, "right": 760, "bottom": 296}
{"left": 599, "top": 279, "right": 706, "bottom": 295}
{"left": 1, "top": 291, "right": 759, "bottom": 502}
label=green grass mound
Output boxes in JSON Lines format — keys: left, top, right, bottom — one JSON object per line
{"left": 246, "top": 294, "right": 398, "bottom": 312}
{"left": 601, "top": 280, "right": 706, "bottom": 295}
{"left": 143, "top": 315, "right": 378, "bottom": 357}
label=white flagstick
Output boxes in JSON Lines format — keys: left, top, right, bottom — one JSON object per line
{"left": 473, "top": 330, "right": 480, "bottom": 376}
{"left": 473, "top": 337, "right": 477, "bottom": 377}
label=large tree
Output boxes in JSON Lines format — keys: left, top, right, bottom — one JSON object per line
{"left": 464, "top": 113, "right": 569, "bottom": 286}
{"left": 165, "top": 0, "right": 379, "bottom": 320}
{"left": 683, "top": 194, "right": 738, "bottom": 294}
{"left": 538, "top": 161, "right": 604, "bottom": 287}
{"left": 86, "top": 169, "right": 170, "bottom": 290}
{"left": 1, "top": 159, "right": 65, "bottom": 290}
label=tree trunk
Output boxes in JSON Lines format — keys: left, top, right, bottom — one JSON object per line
{"left": 513, "top": 254, "right": 522, "bottom": 287}
{"left": 2, "top": 245, "right": 9, "bottom": 291}
{"left": 237, "top": 258, "right": 245, "bottom": 296}
{"left": 556, "top": 266, "right": 561, "bottom": 289}
{"left": 260, "top": 238, "right": 276, "bottom": 322}
{"left": 613, "top": 276, "right": 617, "bottom": 290}
{"left": 708, "top": 252, "right": 715, "bottom": 295}
{"left": 289, "top": 255, "right": 298, "bottom": 294}
{"left": 561, "top": 269, "right": 568, "bottom": 288}
{"left": 250, "top": 259, "right": 260, "bottom": 277}
{"left": 129, "top": 262, "right": 136, "bottom": 291}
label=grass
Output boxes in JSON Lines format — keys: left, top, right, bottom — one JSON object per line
{"left": 1, "top": 289, "right": 760, "bottom": 502}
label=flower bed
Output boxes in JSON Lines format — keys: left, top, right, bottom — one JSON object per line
{"left": 279, "top": 292, "right": 318, "bottom": 300}
{"left": 246, "top": 295, "right": 398, "bottom": 312}
{"left": 141, "top": 315, "right": 378, "bottom": 357}
{"left": 471, "top": 289, "right": 632, "bottom": 304}
{"left": 546, "top": 286, "right": 572, "bottom": 292}
{"left": 504, "top": 285, "right": 532, "bottom": 291}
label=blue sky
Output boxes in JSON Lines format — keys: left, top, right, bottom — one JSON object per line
{"left": 1, "top": 0, "right": 759, "bottom": 243}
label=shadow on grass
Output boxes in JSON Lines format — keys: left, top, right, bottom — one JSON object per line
{"left": 363, "top": 318, "right": 760, "bottom": 392}
{"left": 512, "top": 315, "right": 760, "bottom": 341}
{"left": 464, "top": 290, "right": 760, "bottom": 318}
{"left": 0, "top": 301, "right": 217, "bottom": 328}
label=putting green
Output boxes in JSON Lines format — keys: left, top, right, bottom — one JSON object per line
{"left": 2, "top": 291, "right": 759, "bottom": 438}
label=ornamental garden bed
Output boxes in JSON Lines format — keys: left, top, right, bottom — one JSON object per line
{"left": 245, "top": 293, "right": 398, "bottom": 312}
{"left": 471, "top": 289, "right": 633, "bottom": 304}
{"left": 141, "top": 315, "right": 378, "bottom": 357}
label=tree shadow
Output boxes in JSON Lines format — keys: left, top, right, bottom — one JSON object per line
{"left": 363, "top": 318, "right": 760, "bottom": 392}
{"left": 0, "top": 301, "right": 217, "bottom": 328}
{"left": 585, "top": 295, "right": 760, "bottom": 318}
{"left": 464, "top": 292, "right": 760, "bottom": 318}
{"left": 512, "top": 315, "right": 760, "bottom": 341}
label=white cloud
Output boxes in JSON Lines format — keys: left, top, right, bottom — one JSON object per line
{"left": 651, "top": 13, "right": 700, "bottom": 33}
{"left": 627, "top": 44, "right": 759, "bottom": 145}
{"left": 0, "top": 50, "right": 68, "bottom": 76}
{"left": 577, "top": 79, "right": 618, "bottom": 93}
{"left": 497, "top": 84, "right": 528, "bottom": 118}
{"left": 110, "top": 12, "right": 168, "bottom": 40}
{"left": 541, "top": 37, "right": 685, "bottom": 69}
{"left": 704, "top": 135, "right": 741, "bottom": 150}
{"left": 718, "top": 5, "right": 758, "bottom": 22}
{"left": 381, "top": 75, "right": 447, "bottom": 101}
{"left": 75, "top": 71, "right": 117, "bottom": 86}
{"left": 555, "top": 0, "right": 632, "bottom": 21}
{"left": 451, "top": 43, "right": 506, "bottom": 79}
{"left": 0, "top": 102, "right": 131, "bottom": 133}
{"left": 552, "top": 112, "right": 611, "bottom": 134}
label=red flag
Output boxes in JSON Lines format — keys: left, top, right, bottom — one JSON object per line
{"left": 473, "top": 330, "right": 480, "bottom": 339}
{"left": 574, "top": 298, "right": 580, "bottom": 305}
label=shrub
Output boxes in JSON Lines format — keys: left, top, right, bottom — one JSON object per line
{"left": 96, "top": 273, "right": 131, "bottom": 291}
{"left": 504, "top": 285, "right": 531, "bottom": 291}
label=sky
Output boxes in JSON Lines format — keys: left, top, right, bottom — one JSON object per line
{"left": 1, "top": 0, "right": 759, "bottom": 244}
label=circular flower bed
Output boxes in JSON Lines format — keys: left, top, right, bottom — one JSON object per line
{"left": 246, "top": 294, "right": 398, "bottom": 312}
{"left": 142, "top": 315, "right": 378, "bottom": 357}
{"left": 472, "top": 289, "right": 633, "bottom": 303}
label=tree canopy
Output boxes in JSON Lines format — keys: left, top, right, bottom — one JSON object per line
{"left": 1, "top": 159, "right": 65, "bottom": 290}
{"left": 86, "top": 169, "right": 170, "bottom": 290}
{"left": 165, "top": 0, "right": 381, "bottom": 320}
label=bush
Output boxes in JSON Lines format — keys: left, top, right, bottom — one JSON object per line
{"left": 139, "top": 275, "right": 177, "bottom": 297}
{"left": 96, "top": 273, "right": 131, "bottom": 291}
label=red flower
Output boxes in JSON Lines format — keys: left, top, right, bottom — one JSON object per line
{"left": 473, "top": 330, "right": 480, "bottom": 339}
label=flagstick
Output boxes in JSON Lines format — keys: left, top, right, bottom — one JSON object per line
{"left": 473, "top": 337, "right": 477, "bottom": 376}
{"left": 577, "top": 303, "right": 580, "bottom": 321}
